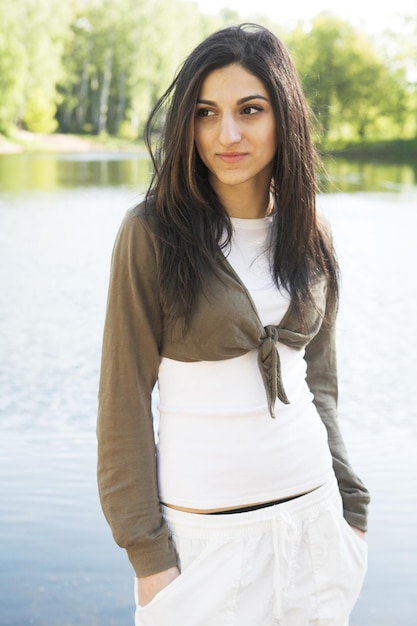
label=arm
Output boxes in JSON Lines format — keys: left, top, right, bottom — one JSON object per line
{"left": 304, "top": 309, "right": 370, "bottom": 532}
{"left": 97, "top": 208, "right": 178, "bottom": 577}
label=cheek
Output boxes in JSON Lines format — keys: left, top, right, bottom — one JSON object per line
{"left": 265, "top": 122, "right": 278, "bottom": 154}
{"left": 194, "top": 130, "right": 210, "bottom": 163}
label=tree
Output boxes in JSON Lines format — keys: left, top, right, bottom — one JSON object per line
{"left": 0, "top": 0, "right": 71, "bottom": 134}
{"left": 20, "top": 0, "right": 71, "bottom": 132}
{"left": 286, "top": 13, "right": 409, "bottom": 144}
{"left": 335, "top": 35, "right": 405, "bottom": 140}
{"left": 0, "top": 1, "right": 27, "bottom": 133}
{"left": 377, "top": 12, "right": 417, "bottom": 138}
{"left": 2, "top": 1, "right": 413, "bottom": 143}
{"left": 57, "top": 0, "right": 218, "bottom": 137}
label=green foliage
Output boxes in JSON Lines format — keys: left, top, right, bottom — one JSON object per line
{"left": 0, "top": 2, "right": 26, "bottom": 134}
{"left": 285, "top": 12, "right": 416, "bottom": 146}
{"left": 0, "top": 1, "right": 415, "bottom": 146}
{"left": 23, "top": 90, "right": 59, "bottom": 134}
{"left": 57, "top": 0, "right": 219, "bottom": 137}
{"left": 0, "top": 0, "right": 71, "bottom": 133}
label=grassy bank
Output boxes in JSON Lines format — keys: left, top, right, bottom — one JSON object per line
{"left": 1, "top": 131, "right": 416, "bottom": 161}
{"left": 322, "top": 137, "right": 417, "bottom": 161}
{"left": 0, "top": 130, "right": 147, "bottom": 154}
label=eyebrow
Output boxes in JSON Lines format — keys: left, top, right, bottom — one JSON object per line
{"left": 196, "top": 94, "right": 270, "bottom": 106}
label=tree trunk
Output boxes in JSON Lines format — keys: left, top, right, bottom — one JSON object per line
{"left": 95, "top": 44, "right": 113, "bottom": 134}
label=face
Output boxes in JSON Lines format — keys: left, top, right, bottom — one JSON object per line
{"left": 194, "top": 63, "right": 277, "bottom": 196}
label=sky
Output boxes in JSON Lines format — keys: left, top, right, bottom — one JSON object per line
{"left": 195, "top": 0, "right": 417, "bottom": 34}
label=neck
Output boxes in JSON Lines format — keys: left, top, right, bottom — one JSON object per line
{"left": 212, "top": 184, "right": 272, "bottom": 219}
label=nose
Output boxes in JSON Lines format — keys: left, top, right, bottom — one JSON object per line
{"left": 219, "top": 113, "right": 241, "bottom": 146}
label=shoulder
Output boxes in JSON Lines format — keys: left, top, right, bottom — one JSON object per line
{"left": 111, "top": 199, "right": 160, "bottom": 272}
{"left": 121, "top": 197, "right": 158, "bottom": 234}
{"left": 116, "top": 199, "right": 159, "bottom": 247}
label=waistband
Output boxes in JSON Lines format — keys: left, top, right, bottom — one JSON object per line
{"left": 208, "top": 490, "right": 308, "bottom": 515}
{"left": 161, "top": 473, "right": 340, "bottom": 540}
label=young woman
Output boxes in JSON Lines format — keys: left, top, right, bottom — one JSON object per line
{"left": 97, "top": 24, "right": 370, "bottom": 626}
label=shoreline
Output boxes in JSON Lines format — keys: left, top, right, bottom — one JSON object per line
{"left": 1, "top": 131, "right": 416, "bottom": 162}
{"left": 0, "top": 130, "right": 146, "bottom": 155}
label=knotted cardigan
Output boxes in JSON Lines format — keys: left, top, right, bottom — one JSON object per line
{"left": 97, "top": 202, "right": 370, "bottom": 577}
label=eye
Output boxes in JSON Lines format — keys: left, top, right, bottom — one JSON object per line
{"left": 196, "top": 108, "right": 215, "bottom": 118}
{"left": 241, "top": 105, "right": 263, "bottom": 115}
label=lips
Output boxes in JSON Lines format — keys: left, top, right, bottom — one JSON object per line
{"left": 217, "top": 152, "right": 247, "bottom": 164}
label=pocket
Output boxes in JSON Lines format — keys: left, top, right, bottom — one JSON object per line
{"left": 337, "top": 511, "right": 368, "bottom": 566}
{"left": 135, "top": 571, "right": 183, "bottom": 612}
{"left": 135, "top": 548, "right": 208, "bottom": 613}
{"left": 135, "top": 543, "right": 211, "bottom": 614}
{"left": 307, "top": 505, "right": 368, "bottom": 623}
{"left": 329, "top": 491, "right": 368, "bottom": 560}
{"left": 343, "top": 518, "right": 368, "bottom": 550}
{"left": 331, "top": 506, "right": 368, "bottom": 608}
{"left": 135, "top": 540, "right": 240, "bottom": 626}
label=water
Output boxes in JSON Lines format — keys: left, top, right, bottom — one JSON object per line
{"left": 0, "top": 152, "right": 416, "bottom": 625}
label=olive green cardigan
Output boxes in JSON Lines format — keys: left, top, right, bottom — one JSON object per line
{"left": 97, "top": 202, "right": 370, "bottom": 577}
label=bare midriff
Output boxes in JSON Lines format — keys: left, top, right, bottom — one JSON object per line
{"left": 161, "top": 485, "right": 322, "bottom": 514}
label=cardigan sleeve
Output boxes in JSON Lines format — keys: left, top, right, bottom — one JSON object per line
{"left": 304, "top": 309, "right": 370, "bottom": 532}
{"left": 97, "top": 209, "right": 178, "bottom": 577}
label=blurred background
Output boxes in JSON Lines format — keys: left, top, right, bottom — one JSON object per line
{"left": 0, "top": 0, "right": 416, "bottom": 625}
{"left": 0, "top": 0, "right": 416, "bottom": 150}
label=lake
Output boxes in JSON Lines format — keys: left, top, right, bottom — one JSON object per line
{"left": 0, "top": 152, "right": 416, "bottom": 626}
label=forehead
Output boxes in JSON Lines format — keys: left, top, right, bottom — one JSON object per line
{"left": 198, "top": 64, "right": 269, "bottom": 100}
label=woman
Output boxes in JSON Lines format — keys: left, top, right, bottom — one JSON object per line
{"left": 97, "top": 23, "right": 370, "bottom": 626}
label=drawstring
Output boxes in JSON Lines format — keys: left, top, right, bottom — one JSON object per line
{"left": 271, "top": 510, "right": 298, "bottom": 621}
{"left": 258, "top": 325, "right": 290, "bottom": 417}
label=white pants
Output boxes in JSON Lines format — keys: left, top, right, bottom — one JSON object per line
{"left": 135, "top": 475, "right": 367, "bottom": 626}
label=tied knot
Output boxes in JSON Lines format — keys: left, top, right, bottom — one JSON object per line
{"left": 258, "top": 325, "right": 290, "bottom": 418}
{"left": 265, "top": 325, "right": 280, "bottom": 342}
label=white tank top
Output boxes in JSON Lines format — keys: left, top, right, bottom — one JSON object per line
{"left": 156, "top": 216, "right": 333, "bottom": 508}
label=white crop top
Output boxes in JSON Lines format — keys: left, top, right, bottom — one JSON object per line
{"left": 156, "top": 216, "right": 333, "bottom": 509}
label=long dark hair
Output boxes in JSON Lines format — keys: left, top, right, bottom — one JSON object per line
{"left": 144, "top": 23, "right": 338, "bottom": 327}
